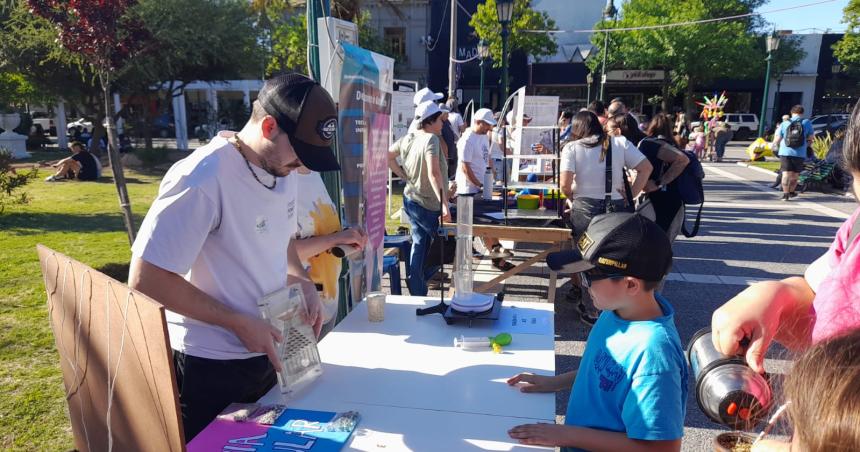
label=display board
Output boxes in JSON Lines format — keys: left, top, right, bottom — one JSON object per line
{"left": 37, "top": 245, "right": 184, "bottom": 451}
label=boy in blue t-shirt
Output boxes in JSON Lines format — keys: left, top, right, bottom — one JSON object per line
{"left": 507, "top": 213, "right": 687, "bottom": 451}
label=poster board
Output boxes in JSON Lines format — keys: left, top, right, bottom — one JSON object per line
{"left": 338, "top": 43, "right": 393, "bottom": 304}
{"left": 37, "top": 245, "right": 184, "bottom": 451}
{"left": 510, "top": 88, "right": 559, "bottom": 182}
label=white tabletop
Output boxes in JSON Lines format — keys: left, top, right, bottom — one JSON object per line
{"left": 259, "top": 296, "right": 556, "bottom": 451}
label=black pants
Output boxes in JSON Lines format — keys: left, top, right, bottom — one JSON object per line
{"left": 173, "top": 351, "right": 277, "bottom": 441}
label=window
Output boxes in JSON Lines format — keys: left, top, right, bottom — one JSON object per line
{"left": 742, "top": 115, "right": 756, "bottom": 123}
{"left": 384, "top": 27, "right": 406, "bottom": 59}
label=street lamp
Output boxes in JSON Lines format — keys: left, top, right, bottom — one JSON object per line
{"left": 477, "top": 39, "right": 490, "bottom": 108}
{"left": 586, "top": 72, "right": 593, "bottom": 104}
{"left": 757, "top": 33, "right": 780, "bottom": 138}
{"left": 599, "top": 0, "right": 617, "bottom": 101}
{"left": 496, "top": 0, "right": 514, "bottom": 102}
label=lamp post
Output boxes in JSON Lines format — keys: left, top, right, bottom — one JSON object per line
{"left": 599, "top": 0, "right": 617, "bottom": 102}
{"left": 586, "top": 72, "right": 593, "bottom": 104}
{"left": 758, "top": 33, "right": 780, "bottom": 138}
{"left": 477, "top": 39, "right": 490, "bottom": 108}
{"left": 496, "top": 0, "right": 514, "bottom": 102}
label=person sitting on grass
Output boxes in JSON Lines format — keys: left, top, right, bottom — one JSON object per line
{"left": 45, "top": 141, "right": 100, "bottom": 182}
{"left": 507, "top": 212, "right": 687, "bottom": 452}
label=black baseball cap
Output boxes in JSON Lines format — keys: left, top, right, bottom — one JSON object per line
{"left": 256, "top": 73, "right": 340, "bottom": 172}
{"left": 547, "top": 213, "right": 672, "bottom": 282}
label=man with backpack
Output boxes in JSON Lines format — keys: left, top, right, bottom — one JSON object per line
{"left": 773, "top": 105, "right": 814, "bottom": 201}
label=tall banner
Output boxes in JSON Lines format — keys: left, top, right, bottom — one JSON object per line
{"left": 338, "top": 43, "right": 394, "bottom": 304}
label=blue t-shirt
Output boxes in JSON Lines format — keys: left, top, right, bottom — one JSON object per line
{"left": 778, "top": 117, "right": 814, "bottom": 158}
{"left": 563, "top": 294, "right": 687, "bottom": 451}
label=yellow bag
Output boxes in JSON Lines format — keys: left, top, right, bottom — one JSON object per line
{"left": 746, "top": 138, "right": 774, "bottom": 161}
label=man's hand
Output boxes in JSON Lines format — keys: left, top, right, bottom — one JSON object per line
{"left": 508, "top": 423, "right": 571, "bottom": 446}
{"left": 229, "top": 312, "right": 285, "bottom": 372}
{"left": 644, "top": 180, "right": 660, "bottom": 193}
{"left": 441, "top": 204, "right": 452, "bottom": 223}
{"left": 335, "top": 228, "right": 367, "bottom": 249}
{"left": 507, "top": 373, "right": 565, "bottom": 393}
{"left": 298, "top": 280, "right": 324, "bottom": 337}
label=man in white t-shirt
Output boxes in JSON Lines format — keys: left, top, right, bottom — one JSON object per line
{"left": 455, "top": 109, "right": 515, "bottom": 270}
{"left": 456, "top": 108, "right": 494, "bottom": 195}
{"left": 128, "top": 74, "right": 341, "bottom": 440}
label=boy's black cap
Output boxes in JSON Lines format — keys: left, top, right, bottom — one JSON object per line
{"left": 547, "top": 213, "right": 672, "bottom": 282}
{"left": 257, "top": 73, "right": 340, "bottom": 172}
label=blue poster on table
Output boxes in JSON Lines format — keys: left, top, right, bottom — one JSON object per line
{"left": 188, "top": 408, "right": 358, "bottom": 452}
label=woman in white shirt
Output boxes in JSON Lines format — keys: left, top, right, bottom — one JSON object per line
{"left": 560, "top": 110, "right": 653, "bottom": 323}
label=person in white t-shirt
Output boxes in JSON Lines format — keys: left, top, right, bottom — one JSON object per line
{"left": 128, "top": 74, "right": 341, "bottom": 440}
{"left": 446, "top": 98, "right": 466, "bottom": 138}
{"left": 293, "top": 167, "right": 367, "bottom": 337}
{"left": 456, "top": 108, "right": 515, "bottom": 270}
{"left": 560, "top": 110, "right": 652, "bottom": 325}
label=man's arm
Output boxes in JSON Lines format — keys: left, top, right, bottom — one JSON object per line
{"left": 460, "top": 161, "right": 483, "bottom": 188}
{"left": 286, "top": 239, "right": 324, "bottom": 336}
{"left": 294, "top": 228, "right": 366, "bottom": 263}
{"left": 508, "top": 424, "right": 680, "bottom": 452}
{"left": 388, "top": 150, "right": 407, "bottom": 180}
{"left": 426, "top": 151, "right": 451, "bottom": 222}
{"left": 128, "top": 258, "right": 285, "bottom": 370}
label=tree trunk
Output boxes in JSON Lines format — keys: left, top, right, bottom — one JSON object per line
{"left": 101, "top": 75, "right": 136, "bottom": 245}
{"left": 685, "top": 76, "right": 696, "bottom": 119}
{"left": 661, "top": 70, "right": 670, "bottom": 115}
{"left": 90, "top": 121, "right": 107, "bottom": 156}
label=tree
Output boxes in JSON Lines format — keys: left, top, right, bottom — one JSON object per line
{"left": 257, "top": 2, "right": 405, "bottom": 77}
{"left": 834, "top": 0, "right": 860, "bottom": 75}
{"left": 119, "top": 0, "right": 263, "bottom": 148}
{"left": 30, "top": 0, "right": 151, "bottom": 245}
{"left": 469, "top": 0, "right": 558, "bottom": 69}
{"left": 586, "top": 0, "right": 803, "bottom": 115}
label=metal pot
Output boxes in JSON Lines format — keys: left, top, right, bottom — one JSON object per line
{"left": 687, "top": 328, "right": 772, "bottom": 431}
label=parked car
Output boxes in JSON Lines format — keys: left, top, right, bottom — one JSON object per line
{"left": 67, "top": 118, "right": 93, "bottom": 131}
{"left": 813, "top": 118, "right": 847, "bottom": 139}
{"left": 810, "top": 114, "right": 849, "bottom": 133}
{"left": 31, "top": 112, "right": 56, "bottom": 136}
{"left": 691, "top": 113, "right": 759, "bottom": 141}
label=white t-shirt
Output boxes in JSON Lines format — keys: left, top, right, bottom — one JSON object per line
{"left": 560, "top": 135, "right": 646, "bottom": 200}
{"left": 448, "top": 112, "right": 465, "bottom": 139}
{"left": 294, "top": 171, "right": 341, "bottom": 323}
{"left": 489, "top": 127, "right": 504, "bottom": 159}
{"left": 131, "top": 132, "right": 298, "bottom": 360}
{"left": 456, "top": 129, "right": 490, "bottom": 194}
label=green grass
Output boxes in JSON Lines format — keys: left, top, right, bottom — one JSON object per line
{"left": 0, "top": 168, "right": 163, "bottom": 451}
{"left": 0, "top": 167, "right": 406, "bottom": 450}
{"left": 748, "top": 161, "right": 780, "bottom": 173}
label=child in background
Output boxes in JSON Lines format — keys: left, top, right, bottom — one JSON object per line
{"left": 507, "top": 213, "right": 687, "bottom": 452}
{"left": 688, "top": 126, "right": 705, "bottom": 159}
{"left": 753, "top": 329, "right": 860, "bottom": 451}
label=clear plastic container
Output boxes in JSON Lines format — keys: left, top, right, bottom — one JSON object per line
{"left": 453, "top": 270, "right": 473, "bottom": 296}
{"left": 257, "top": 285, "right": 323, "bottom": 398}
{"left": 365, "top": 291, "right": 386, "bottom": 322}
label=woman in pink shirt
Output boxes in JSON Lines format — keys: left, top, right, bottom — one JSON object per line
{"left": 711, "top": 101, "right": 860, "bottom": 374}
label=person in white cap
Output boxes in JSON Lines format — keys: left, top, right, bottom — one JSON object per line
{"left": 455, "top": 108, "right": 515, "bottom": 271}
{"left": 409, "top": 88, "right": 444, "bottom": 134}
{"left": 446, "top": 98, "right": 465, "bottom": 138}
{"left": 388, "top": 101, "right": 451, "bottom": 296}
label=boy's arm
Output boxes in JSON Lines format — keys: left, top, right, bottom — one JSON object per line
{"left": 508, "top": 423, "right": 680, "bottom": 452}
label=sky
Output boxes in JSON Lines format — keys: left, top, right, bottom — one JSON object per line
{"left": 759, "top": 0, "right": 851, "bottom": 34}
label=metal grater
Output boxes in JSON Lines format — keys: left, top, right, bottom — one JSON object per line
{"left": 258, "top": 285, "right": 323, "bottom": 398}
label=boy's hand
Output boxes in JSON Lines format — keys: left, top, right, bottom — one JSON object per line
{"left": 507, "top": 373, "right": 562, "bottom": 393}
{"left": 508, "top": 423, "right": 570, "bottom": 446}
